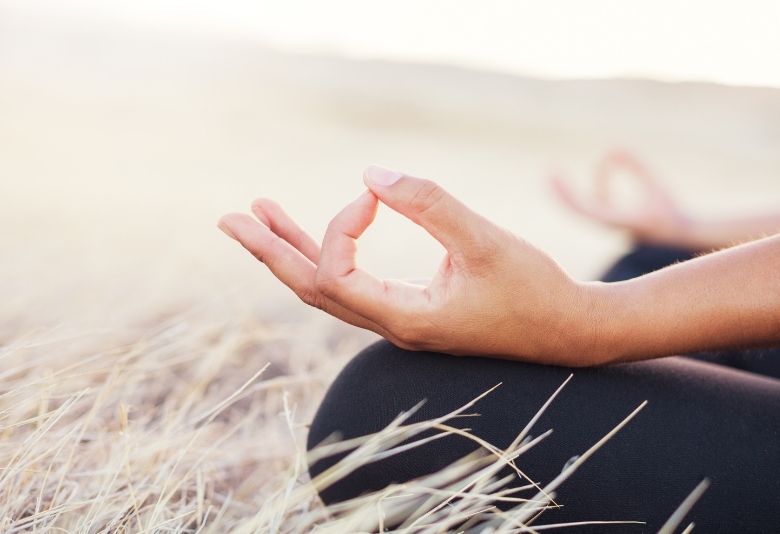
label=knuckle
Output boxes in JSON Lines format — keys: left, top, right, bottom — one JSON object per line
{"left": 474, "top": 229, "right": 504, "bottom": 255}
{"left": 388, "top": 316, "right": 432, "bottom": 348}
{"left": 324, "top": 218, "right": 346, "bottom": 239}
{"left": 409, "top": 179, "right": 446, "bottom": 216}
{"left": 314, "top": 273, "right": 342, "bottom": 297}
{"left": 247, "top": 246, "right": 265, "bottom": 263}
{"left": 461, "top": 226, "right": 510, "bottom": 267}
{"left": 250, "top": 232, "right": 282, "bottom": 262}
{"left": 297, "top": 287, "right": 324, "bottom": 309}
{"left": 390, "top": 329, "right": 418, "bottom": 348}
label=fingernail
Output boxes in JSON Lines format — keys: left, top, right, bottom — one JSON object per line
{"left": 217, "top": 220, "right": 237, "bottom": 240}
{"left": 365, "top": 165, "right": 403, "bottom": 187}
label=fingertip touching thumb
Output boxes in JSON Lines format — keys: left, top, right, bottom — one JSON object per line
{"left": 361, "top": 164, "right": 481, "bottom": 253}
{"left": 363, "top": 165, "right": 404, "bottom": 189}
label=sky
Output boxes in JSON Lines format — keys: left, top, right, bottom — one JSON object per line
{"left": 4, "top": 0, "right": 780, "bottom": 88}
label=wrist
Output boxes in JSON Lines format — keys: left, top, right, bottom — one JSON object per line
{"left": 578, "top": 280, "right": 639, "bottom": 365}
{"left": 542, "top": 281, "right": 622, "bottom": 367}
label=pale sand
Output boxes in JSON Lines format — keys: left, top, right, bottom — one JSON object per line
{"left": 0, "top": 9, "right": 778, "bottom": 528}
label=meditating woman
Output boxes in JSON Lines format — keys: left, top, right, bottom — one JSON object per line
{"left": 218, "top": 151, "right": 780, "bottom": 532}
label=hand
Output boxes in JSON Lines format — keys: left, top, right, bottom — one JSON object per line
{"left": 551, "top": 149, "right": 695, "bottom": 248}
{"left": 218, "top": 166, "right": 600, "bottom": 366}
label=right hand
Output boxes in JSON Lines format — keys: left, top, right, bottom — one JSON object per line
{"left": 218, "top": 166, "right": 604, "bottom": 366}
{"left": 551, "top": 149, "right": 695, "bottom": 248}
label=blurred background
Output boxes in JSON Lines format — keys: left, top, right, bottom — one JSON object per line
{"left": 2, "top": 0, "right": 780, "bottom": 332}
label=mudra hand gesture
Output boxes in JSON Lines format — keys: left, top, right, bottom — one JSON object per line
{"left": 550, "top": 149, "right": 693, "bottom": 247}
{"left": 218, "top": 166, "right": 594, "bottom": 366}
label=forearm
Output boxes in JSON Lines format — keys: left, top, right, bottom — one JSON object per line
{"left": 678, "top": 212, "right": 780, "bottom": 250}
{"left": 590, "top": 234, "right": 780, "bottom": 363}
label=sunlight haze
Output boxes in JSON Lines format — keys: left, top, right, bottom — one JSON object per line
{"left": 4, "top": 0, "right": 780, "bottom": 88}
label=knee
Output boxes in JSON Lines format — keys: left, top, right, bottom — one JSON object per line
{"left": 307, "top": 340, "right": 408, "bottom": 452}
{"left": 306, "top": 339, "right": 426, "bottom": 503}
{"left": 305, "top": 340, "right": 569, "bottom": 505}
{"left": 307, "top": 341, "right": 482, "bottom": 503}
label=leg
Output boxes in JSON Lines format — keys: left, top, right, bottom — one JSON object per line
{"left": 600, "top": 243, "right": 780, "bottom": 379}
{"left": 308, "top": 340, "right": 780, "bottom": 532}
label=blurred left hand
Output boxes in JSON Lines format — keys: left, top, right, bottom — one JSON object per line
{"left": 550, "top": 149, "right": 694, "bottom": 247}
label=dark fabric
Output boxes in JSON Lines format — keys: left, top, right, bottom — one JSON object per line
{"left": 307, "top": 244, "right": 780, "bottom": 532}
{"left": 599, "top": 242, "right": 699, "bottom": 283}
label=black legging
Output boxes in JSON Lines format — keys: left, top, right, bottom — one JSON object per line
{"left": 307, "top": 244, "right": 780, "bottom": 532}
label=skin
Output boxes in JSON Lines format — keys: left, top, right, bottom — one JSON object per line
{"left": 551, "top": 149, "right": 780, "bottom": 250}
{"left": 218, "top": 156, "right": 780, "bottom": 366}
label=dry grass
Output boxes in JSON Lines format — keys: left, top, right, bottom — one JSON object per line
{"left": 0, "top": 300, "right": 703, "bottom": 532}
{"left": 0, "top": 298, "right": 346, "bottom": 532}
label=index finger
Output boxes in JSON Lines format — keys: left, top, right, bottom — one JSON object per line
{"left": 315, "top": 190, "right": 429, "bottom": 324}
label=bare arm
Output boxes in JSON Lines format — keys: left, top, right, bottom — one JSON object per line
{"left": 593, "top": 234, "right": 780, "bottom": 363}
{"left": 218, "top": 165, "right": 779, "bottom": 367}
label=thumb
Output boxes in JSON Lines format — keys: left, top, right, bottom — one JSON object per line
{"left": 363, "top": 165, "right": 491, "bottom": 255}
